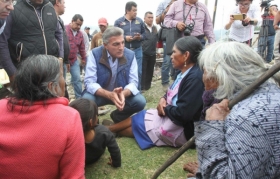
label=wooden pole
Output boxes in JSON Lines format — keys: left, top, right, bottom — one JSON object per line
{"left": 212, "top": 0, "right": 218, "bottom": 28}
{"left": 151, "top": 62, "right": 280, "bottom": 179}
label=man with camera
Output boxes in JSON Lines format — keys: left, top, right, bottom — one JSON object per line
{"left": 164, "top": 0, "right": 215, "bottom": 47}
{"left": 258, "top": 4, "right": 278, "bottom": 63}
{"left": 225, "top": 0, "right": 259, "bottom": 46}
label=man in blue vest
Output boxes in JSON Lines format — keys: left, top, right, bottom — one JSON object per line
{"left": 82, "top": 27, "right": 146, "bottom": 123}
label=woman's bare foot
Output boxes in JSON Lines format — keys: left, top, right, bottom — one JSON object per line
{"left": 183, "top": 162, "right": 199, "bottom": 176}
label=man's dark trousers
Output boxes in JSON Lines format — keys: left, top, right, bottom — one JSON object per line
{"left": 141, "top": 54, "right": 156, "bottom": 90}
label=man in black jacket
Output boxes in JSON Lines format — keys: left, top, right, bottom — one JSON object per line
{"left": 141, "top": 11, "right": 158, "bottom": 91}
{"left": 0, "top": 0, "right": 64, "bottom": 82}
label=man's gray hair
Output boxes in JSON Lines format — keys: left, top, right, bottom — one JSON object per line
{"left": 102, "top": 27, "right": 124, "bottom": 44}
{"left": 199, "top": 41, "right": 280, "bottom": 100}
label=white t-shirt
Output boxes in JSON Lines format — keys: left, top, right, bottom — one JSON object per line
{"left": 228, "top": 5, "right": 260, "bottom": 42}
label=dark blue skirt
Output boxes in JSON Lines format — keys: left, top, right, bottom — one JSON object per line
{"left": 131, "top": 110, "right": 155, "bottom": 150}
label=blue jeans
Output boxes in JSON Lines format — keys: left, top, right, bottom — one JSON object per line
{"left": 82, "top": 91, "right": 146, "bottom": 123}
{"left": 69, "top": 60, "right": 82, "bottom": 98}
{"left": 258, "top": 35, "right": 275, "bottom": 63}
{"left": 161, "top": 42, "right": 172, "bottom": 85}
{"left": 132, "top": 47, "right": 143, "bottom": 90}
{"left": 63, "top": 64, "right": 67, "bottom": 80}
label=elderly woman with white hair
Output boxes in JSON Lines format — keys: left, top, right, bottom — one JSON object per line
{"left": 193, "top": 41, "right": 280, "bottom": 178}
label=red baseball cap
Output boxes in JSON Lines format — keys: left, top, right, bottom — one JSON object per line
{"left": 98, "top": 17, "right": 108, "bottom": 27}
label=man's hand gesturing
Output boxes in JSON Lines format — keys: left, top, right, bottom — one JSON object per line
{"left": 110, "top": 87, "right": 125, "bottom": 111}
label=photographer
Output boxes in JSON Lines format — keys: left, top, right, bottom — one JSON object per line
{"left": 163, "top": 0, "right": 215, "bottom": 47}
{"left": 225, "top": 0, "right": 259, "bottom": 46}
{"left": 258, "top": 4, "right": 278, "bottom": 63}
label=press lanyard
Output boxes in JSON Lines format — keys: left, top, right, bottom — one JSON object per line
{"left": 183, "top": 3, "right": 198, "bottom": 24}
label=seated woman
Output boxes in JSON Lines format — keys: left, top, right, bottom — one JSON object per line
{"left": 0, "top": 55, "right": 85, "bottom": 178}
{"left": 194, "top": 41, "right": 280, "bottom": 178}
{"left": 106, "top": 36, "right": 204, "bottom": 150}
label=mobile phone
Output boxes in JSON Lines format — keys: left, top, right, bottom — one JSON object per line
{"left": 231, "top": 14, "right": 246, "bottom": 20}
{"left": 249, "top": 20, "right": 254, "bottom": 25}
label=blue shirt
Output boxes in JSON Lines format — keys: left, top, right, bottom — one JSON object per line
{"left": 84, "top": 50, "right": 139, "bottom": 95}
{"left": 156, "top": 0, "right": 171, "bottom": 16}
{"left": 114, "top": 16, "right": 146, "bottom": 49}
{"left": 171, "top": 67, "right": 192, "bottom": 105}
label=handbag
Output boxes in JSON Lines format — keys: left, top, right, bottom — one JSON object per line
{"left": 158, "top": 27, "right": 168, "bottom": 41}
{"left": 165, "top": 28, "right": 181, "bottom": 55}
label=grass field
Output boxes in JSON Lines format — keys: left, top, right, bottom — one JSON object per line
{"left": 85, "top": 75, "right": 198, "bottom": 179}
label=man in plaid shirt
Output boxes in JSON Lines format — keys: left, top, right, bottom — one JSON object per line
{"left": 65, "top": 14, "right": 87, "bottom": 98}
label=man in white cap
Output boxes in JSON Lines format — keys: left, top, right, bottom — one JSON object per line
{"left": 91, "top": 17, "right": 108, "bottom": 49}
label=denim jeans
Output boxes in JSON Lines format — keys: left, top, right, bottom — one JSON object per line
{"left": 198, "top": 37, "right": 206, "bottom": 48}
{"left": 161, "top": 42, "right": 172, "bottom": 85}
{"left": 258, "top": 35, "right": 275, "bottom": 63}
{"left": 132, "top": 47, "right": 143, "bottom": 90}
{"left": 63, "top": 64, "right": 67, "bottom": 80}
{"left": 69, "top": 60, "right": 82, "bottom": 98}
{"left": 82, "top": 91, "right": 146, "bottom": 123}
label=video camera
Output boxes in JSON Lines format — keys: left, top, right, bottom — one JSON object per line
{"left": 260, "top": 0, "right": 273, "bottom": 8}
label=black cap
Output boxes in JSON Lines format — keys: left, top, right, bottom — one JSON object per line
{"left": 84, "top": 26, "right": 90, "bottom": 30}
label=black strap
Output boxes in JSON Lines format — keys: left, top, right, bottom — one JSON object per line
{"left": 58, "top": 17, "right": 65, "bottom": 32}
{"left": 183, "top": 3, "right": 198, "bottom": 26}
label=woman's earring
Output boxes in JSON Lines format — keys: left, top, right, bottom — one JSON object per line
{"left": 184, "top": 61, "right": 187, "bottom": 67}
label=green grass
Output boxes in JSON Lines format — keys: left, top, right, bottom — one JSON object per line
{"left": 86, "top": 76, "right": 198, "bottom": 179}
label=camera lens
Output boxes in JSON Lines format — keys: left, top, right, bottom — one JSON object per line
{"left": 184, "top": 29, "right": 191, "bottom": 36}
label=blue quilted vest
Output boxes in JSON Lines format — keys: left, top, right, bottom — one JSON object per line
{"left": 91, "top": 46, "right": 135, "bottom": 89}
